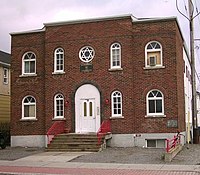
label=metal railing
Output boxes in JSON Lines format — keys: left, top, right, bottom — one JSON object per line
{"left": 97, "top": 119, "right": 111, "bottom": 145}
{"left": 46, "top": 121, "right": 66, "bottom": 144}
{"left": 166, "top": 134, "right": 181, "bottom": 153}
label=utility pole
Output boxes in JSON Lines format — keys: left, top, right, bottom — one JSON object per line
{"left": 188, "top": 0, "right": 199, "bottom": 144}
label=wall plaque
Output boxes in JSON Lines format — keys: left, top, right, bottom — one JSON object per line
{"left": 167, "top": 119, "right": 178, "bottom": 128}
{"left": 80, "top": 64, "right": 93, "bottom": 72}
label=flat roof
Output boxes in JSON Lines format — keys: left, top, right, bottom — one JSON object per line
{"left": 9, "top": 14, "right": 183, "bottom": 43}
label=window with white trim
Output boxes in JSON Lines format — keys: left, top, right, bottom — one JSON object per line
{"left": 54, "top": 94, "right": 64, "bottom": 118}
{"left": 111, "top": 91, "right": 122, "bottom": 117}
{"left": 110, "top": 43, "right": 121, "bottom": 69}
{"left": 145, "top": 41, "right": 162, "bottom": 67}
{"left": 22, "top": 96, "right": 36, "bottom": 119}
{"left": 54, "top": 48, "right": 64, "bottom": 72}
{"left": 22, "top": 52, "right": 36, "bottom": 75}
{"left": 146, "top": 90, "right": 164, "bottom": 116}
{"left": 146, "top": 139, "right": 165, "bottom": 148}
{"left": 3, "top": 68, "right": 8, "bottom": 84}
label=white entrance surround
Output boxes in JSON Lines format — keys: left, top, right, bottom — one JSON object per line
{"left": 75, "top": 84, "right": 100, "bottom": 133}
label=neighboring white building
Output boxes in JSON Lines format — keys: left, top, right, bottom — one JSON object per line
{"left": 197, "top": 91, "right": 200, "bottom": 127}
{"left": 183, "top": 46, "right": 193, "bottom": 143}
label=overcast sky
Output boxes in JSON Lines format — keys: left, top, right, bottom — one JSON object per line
{"left": 1, "top": 0, "right": 200, "bottom": 80}
{"left": 1, "top": 0, "right": 199, "bottom": 52}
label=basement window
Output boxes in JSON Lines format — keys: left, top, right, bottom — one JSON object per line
{"left": 146, "top": 139, "right": 165, "bottom": 148}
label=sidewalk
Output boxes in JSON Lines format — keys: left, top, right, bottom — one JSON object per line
{"left": 0, "top": 151, "right": 200, "bottom": 175}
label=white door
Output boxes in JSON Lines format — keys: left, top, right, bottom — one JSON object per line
{"left": 80, "top": 99, "right": 95, "bottom": 132}
{"left": 75, "top": 84, "right": 100, "bottom": 133}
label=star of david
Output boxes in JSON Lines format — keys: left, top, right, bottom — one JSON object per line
{"left": 80, "top": 46, "right": 95, "bottom": 62}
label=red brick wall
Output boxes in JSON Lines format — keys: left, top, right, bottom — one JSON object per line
{"left": 44, "top": 17, "right": 134, "bottom": 133}
{"left": 11, "top": 32, "right": 46, "bottom": 135}
{"left": 11, "top": 16, "right": 185, "bottom": 136}
{"left": 132, "top": 19, "right": 184, "bottom": 134}
{"left": 175, "top": 23, "right": 186, "bottom": 132}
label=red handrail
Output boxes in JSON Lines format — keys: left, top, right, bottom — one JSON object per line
{"left": 166, "top": 134, "right": 181, "bottom": 153}
{"left": 97, "top": 120, "right": 111, "bottom": 145}
{"left": 47, "top": 121, "right": 66, "bottom": 144}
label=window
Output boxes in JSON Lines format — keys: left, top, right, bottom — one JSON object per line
{"left": 3, "top": 68, "right": 8, "bottom": 84}
{"left": 110, "top": 43, "right": 121, "bottom": 69}
{"left": 22, "top": 52, "right": 36, "bottom": 75}
{"left": 82, "top": 100, "right": 94, "bottom": 117}
{"left": 79, "top": 46, "right": 95, "bottom": 63}
{"left": 111, "top": 91, "right": 122, "bottom": 117}
{"left": 147, "top": 90, "right": 164, "bottom": 116}
{"left": 22, "top": 96, "right": 36, "bottom": 119}
{"left": 54, "top": 94, "right": 64, "bottom": 118}
{"left": 54, "top": 48, "right": 64, "bottom": 72}
{"left": 145, "top": 41, "right": 162, "bottom": 67}
{"left": 146, "top": 139, "right": 165, "bottom": 148}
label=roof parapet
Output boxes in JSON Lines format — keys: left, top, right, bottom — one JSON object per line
{"left": 44, "top": 14, "right": 137, "bottom": 27}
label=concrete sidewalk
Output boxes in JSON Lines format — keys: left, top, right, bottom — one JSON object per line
{"left": 0, "top": 151, "right": 199, "bottom": 174}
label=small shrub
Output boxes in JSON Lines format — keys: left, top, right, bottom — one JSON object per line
{"left": 0, "top": 122, "right": 10, "bottom": 146}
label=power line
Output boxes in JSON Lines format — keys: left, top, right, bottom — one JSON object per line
{"left": 183, "top": 0, "right": 188, "bottom": 14}
{"left": 194, "top": 0, "right": 199, "bottom": 13}
{"left": 176, "top": 0, "right": 190, "bottom": 20}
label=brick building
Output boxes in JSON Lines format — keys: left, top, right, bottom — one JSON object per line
{"left": 10, "top": 14, "right": 191, "bottom": 148}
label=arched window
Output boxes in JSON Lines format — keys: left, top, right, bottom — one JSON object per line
{"left": 22, "top": 96, "right": 36, "bottom": 119}
{"left": 110, "top": 43, "right": 121, "bottom": 69}
{"left": 147, "top": 90, "right": 164, "bottom": 116}
{"left": 22, "top": 52, "right": 36, "bottom": 74}
{"left": 111, "top": 91, "right": 122, "bottom": 117}
{"left": 54, "top": 48, "right": 64, "bottom": 72}
{"left": 145, "top": 41, "right": 162, "bottom": 67}
{"left": 54, "top": 94, "right": 64, "bottom": 118}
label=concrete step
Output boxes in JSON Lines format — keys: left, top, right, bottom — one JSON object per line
{"left": 46, "top": 147, "right": 100, "bottom": 152}
{"left": 47, "top": 133, "right": 103, "bottom": 152}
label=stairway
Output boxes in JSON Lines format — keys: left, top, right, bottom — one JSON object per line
{"left": 47, "top": 133, "right": 105, "bottom": 152}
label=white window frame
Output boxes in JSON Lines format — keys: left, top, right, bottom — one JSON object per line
{"left": 3, "top": 68, "right": 8, "bottom": 84}
{"left": 146, "top": 139, "right": 166, "bottom": 148}
{"left": 22, "top": 96, "right": 36, "bottom": 120}
{"left": 22, "top": 52, "right": 36, "bottom": 75}
{"left": 110, "top": 43, "right": 121, "bottom": 69}
{"left": 54, "top": 94, "right": 64, "bottom": 119}
{"left": 111, "top": 91, "right": 122, "bottom": 117}
{"left": 145, "top": 41, "right": 162, "bottom": 68}
{"left": 146, "top": 89, "right": 164, "bottom": 116}
{"left": 54, "top": 48, "right": 64, "bottom": 73}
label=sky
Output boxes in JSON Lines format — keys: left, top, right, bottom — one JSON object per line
{"left": 1, "top": 0, "right": 200, "bottom": 84}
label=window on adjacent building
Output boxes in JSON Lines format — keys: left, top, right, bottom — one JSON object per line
{"left": 111, "top": 91, "right": 122, "bottom": 117}
{"left": 110, "top": 43, "right": 121, "bottom": 69}
{"left": 54, "top": 48, "right": 64, "bottom": 73}
{"left": 22, "top": 52, "right": 36, "bottom": 75}
{"left": 147, "top": 90, "right": 164, "bottom": 116}
{"left": 22, "top": 96, "right": 36, "bottom": 119}
{"left": 3, "top": 68, "right": 8, "bottom": 84}
{"left": 145, "top": 41, "right": 162, "bottom": 67}
{"left": 54, "top": 94, "right": 64, "bottom": 118}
